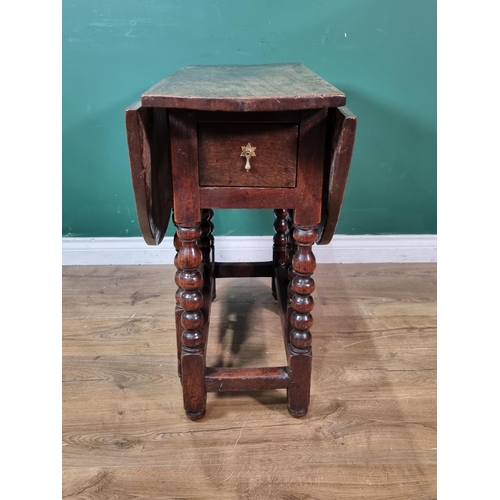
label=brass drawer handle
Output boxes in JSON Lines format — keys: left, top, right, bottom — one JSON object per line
{"left": 240, "top": 143, "right": 256, "bottom": 171}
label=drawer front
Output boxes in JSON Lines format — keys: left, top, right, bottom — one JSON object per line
{"left": 198, "top": 123, "right": 298, "bottom": 188}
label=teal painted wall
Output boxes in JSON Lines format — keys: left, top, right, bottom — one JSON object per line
{"left": 62, "top": 0, "right": 436, "bottom": 238}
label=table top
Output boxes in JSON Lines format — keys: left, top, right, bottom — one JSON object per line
{"left": 141, "top": 63, "right": 346, "bottom": 112}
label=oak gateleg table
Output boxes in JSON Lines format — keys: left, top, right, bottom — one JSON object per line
{"left": 126, "top": 64, "right": 357, "bottom": 420}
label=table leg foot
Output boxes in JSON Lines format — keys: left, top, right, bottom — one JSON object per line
{"left": 186, "top": 409, "right": 206, "bottom": 421}
{"left": 287, "top": 406, "right": 308, "bottom": 418}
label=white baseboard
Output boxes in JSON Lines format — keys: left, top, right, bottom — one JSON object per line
{"left": 62, "top": 235, "right": 436, "bottom": 266}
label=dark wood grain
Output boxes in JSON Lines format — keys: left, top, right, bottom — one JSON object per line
{"left": 125, "top": 103, "right": 172, "bottom": 245}
{"left": 169, "top": 110, "right": 200, "bottom": 224}
{"left": 214, "top": 262, "right": 274, "bottom": 278}
{"left": 196, "top": 110, "right": 300, "bottom": 123}
{"left": 141, "top": 63, "right": 346, "bottom": 111}
{"left": 175, "top": 224, "right": 206, "bottom": 420}
{"left": 274, "top": 264, "right": 290, "bottom": 338}
{"left": 173, "top": 229, "right": 183, "bottom": 376}
{"left": 294, "top": 108, "right": 327, "bottom": 227}
{"left": 200, "top": 186, "right": 298, "bottom": 209}
{"left": 317, "top": 106, "right": 358, "bottom": 244}
{"left": 273, "top": 209, "right": 289, "bottom": 267}
{"left": 198, "top": 123, "right": 298, "bottom": 188}
{"left": 205, "top": 367, "right": 290, "bottom": 392}
{"left": 287, "top": 226, "right": 317, "bottom": 417}
{"left": 199, "top": 208, "right": 216, "bottom": 302}
{"left": 272, "top": 209, "right": 289, "bottom": 299}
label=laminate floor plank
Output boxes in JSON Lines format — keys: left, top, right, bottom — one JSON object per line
{"left": 63, "top": 464, "right": 436, "bottom": 500}
{"left": 62, "top": 263, "right": 436, "bottom": 499}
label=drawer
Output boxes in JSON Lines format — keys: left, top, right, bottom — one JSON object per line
{"left": 198, "top": 123, "right": 298, "bottom": 188}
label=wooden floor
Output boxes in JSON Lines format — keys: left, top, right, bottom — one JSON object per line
{"left": 62, "top": 263, "right": 436, "bottom": 499}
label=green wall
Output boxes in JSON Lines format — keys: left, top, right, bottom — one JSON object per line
{"left": 63, "top": 0, "right": 436, "bottom": 238}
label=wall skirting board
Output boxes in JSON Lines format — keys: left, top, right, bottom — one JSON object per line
{"left": 62, "top": 235, "right": 436, "bottom": 266}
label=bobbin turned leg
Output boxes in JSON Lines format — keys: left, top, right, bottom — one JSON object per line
{"left": 173, "top": 227, "right": 183, "bottom": 378}
{"left": 287, "top": 225, "right": 317, "bottom": 417}
{"left": 287, "top": 213, "right": 297, "bottom": 339}
{"left": 272, "top": 209, "right": 288, "bottom": 299}
{"left": 174, "top": 224, "right": 206, "bottom": 420}
{"left": 199, "top": 209, "right": 215, "bottom": 301}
